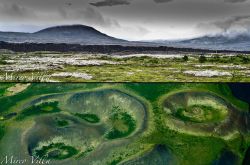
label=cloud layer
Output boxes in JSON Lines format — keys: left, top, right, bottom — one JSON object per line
{"left": 153, "top": 0, "right": 174, "bottom": 3}
{"left": 224, "top": 0, "right": 248, "bottom": 3}
{"left": 90, "top": 0, "right": 131, "bottom": 7}
{"left": 0, "top": 0, "right": 250, "bottom": 40}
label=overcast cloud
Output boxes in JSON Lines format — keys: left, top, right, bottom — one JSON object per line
{"left": 0, "top": 0, "right": 250, "bottom": 40}
{"left": 90, "top": 0, "right": 131, "bottom": 7}
{"left": 224, "top": 0, "right": 249, "bottom": 3}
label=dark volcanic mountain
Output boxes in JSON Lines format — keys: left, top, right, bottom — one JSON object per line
{"left": 1, "top": 25, "right": 250, "bottom": 51}
{"left": 156, "top": 33, "right": 250, "bottom": 51}
{"left": 0, "top": 25, "right": 130, "bottom": 45}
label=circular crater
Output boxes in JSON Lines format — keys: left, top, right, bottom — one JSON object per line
{"left": 19, "top": 89, "right": 147, "bottom": 164}
{"left": 25, "top": 114, "right": 105, "bottom": 161}
{"left": 162, "top": 91, "right": 239, "bottom": 136}
{"left": 163, "top": 92, "right": 229, "bottom": 124}
{"left": 32, "top": 143, "right": 79, "bottom": 160}
{"left": 66, "top": 89, "right": 146, "bottom": 139}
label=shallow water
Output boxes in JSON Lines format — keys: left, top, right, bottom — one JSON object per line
{"left": 243, "top": 147, "right": 250, "bottom": 165}
{"left": 229, "top": 83, "right": 250, "bottom": 111}
{"left": 213, "top": 150, "right": 239, "bottom": 165}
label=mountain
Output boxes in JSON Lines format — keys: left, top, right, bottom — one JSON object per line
{"left": 1, "top": 25, "right": 249, "bottom": 51}
{"left": 154, "top": 34, "right": 250, "bottom": 51}
{"left": 0, "top": 25, "right": 130, "bottom": 45}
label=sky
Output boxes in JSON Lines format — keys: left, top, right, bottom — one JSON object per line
{"left": 0, "top": 0, "right": 250, "bottom": 41}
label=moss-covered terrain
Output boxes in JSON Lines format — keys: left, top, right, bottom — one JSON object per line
{"left": 33, "top": 143, "right": 79, "bottom": 160}
{"left": 16, "top": 101, "right": 61, "bottom": 120}
{"left": 74, "top": 113, "right": 100, "bottom": 123}
{"left": 164, "top": 92, "right": 229, "bottom": 123}
{"left": 0, "top": 52, "right": 249, "bottom": 82}
{"left": 0, "top": 83, "right": 249, "bottom": 165}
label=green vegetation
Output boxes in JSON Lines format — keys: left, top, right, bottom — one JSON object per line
{"left": 199, "top": 55, "right": 207, "bottom": 63}
{"left": 16, "top": 101, "right": 61, "bottom": 120}
{"left": 0, "top": 83, "right": 249, "bottom": 165}
{"left": 0, "top": 84, "right": 13, "bottom": 97}
{"left": 0, "top": 83, "right": 100, "bottom": 113}
{"left": 106, "top": 111, "right": 136, "bottom": 139}
{"left": 34, "top": 143, "right": 79, "bottom": 160}
{"left": 164, "top": 92, "right": 229, "bottom": 123}
{"left": 183, "top": 55, "right": 189, "bottom": 62}
{"left": 77, "top": 147, "right": 94, "bottom": 158}
{"left": 56, "top": 119, "right": 69, "bottom": 127}
{"left": 175, "top": 104, "right": 227, "bottom": 123}
{"left": 0, "top": 56, "right": 8, "bottom": 65}
{"left": 0, "top": 52, "right": 250, "bottom": 82}
{"left": 0, "top": 125, "right": 5, "bottom": 140}
{"left": 74, "top": 113, "right": 100, "bottom": 123}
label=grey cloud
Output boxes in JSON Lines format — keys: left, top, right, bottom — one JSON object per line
{"left": 213, "top": 15, "right": 250, "bottom": 32}
{"left": 1, "top": 0, "right": 250, "bottom": 40}
{"left": 0, "top": 3, "right": 37, "bottom": 21}
{"left": 90, "top": 0, "right": 131, "bottom": 7}
{"left": 153, "top": 0, "right": 174, "bottom": 3}
{"left": 0, "top": 4, "right": 31, "bottom": 17}
{"left": 58, "top": 8, "right": 68, "bottom": 18}
{"left": 197, "top": 15, "right": 250, "bottom": 35}
{"left": 76, "top": 7, "right": 120, "bottom": 28}
{"left": 224, "top": 0, "right": 248, "bottom": 3}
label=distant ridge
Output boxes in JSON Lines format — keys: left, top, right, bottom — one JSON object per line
{"left": 152, "top": 33, "right": 250, "bottom": 51}
{"left": 1, "top": 25, "right": 250, "bottom": 51}
{"left": 0, "top": 24, "right": 130, "bottom": 45}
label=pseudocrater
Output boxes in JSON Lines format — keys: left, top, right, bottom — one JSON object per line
{"left": 19, "top": 89, "right": 147, "bottom": 164}
{"left": 163, "top": 91, "right": 246, "bottom": 137}
{"left": 65, "top": 89, "right": 146, "bottom": 139}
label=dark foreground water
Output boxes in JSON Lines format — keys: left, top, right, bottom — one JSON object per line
{"left": 229, "top": 83, "right": 250, "bottom": 110}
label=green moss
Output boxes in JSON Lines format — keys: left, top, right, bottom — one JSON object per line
{"left": 106, "top": 112, "right": 136, "bottom": 139}
{"left": 0, "top": 83, "right": 101, "bottom": 113}
{"left": 109, "top": 158, "right": 122, "bottom": 165}
{"left": 0, "top": 83, "right": 249, "bottom": 165}
{"left": 125, "top": 83, "right": 249, "bottom": 111}
{"left": 16, "top": 101, "right": 61, "bottom": 120}
{"left": 175, "top": 105, "right": 227, "bottom": 123}
{"left": 76, "top": 147, "right": 94, "bottom": 158}
{"left": 74, "top": 113, "right": 100, "bottom": 123}
{"left": 34, "top": 143, "right": 79, "bottom": 160}
{"left": 199, "top": 55, "right": 207, "bottom": 63}
{"left": 142, "top": 122, "right": 226, "bottom": 165}
{"left": 1, "top": 52, "right": 250, "bottom": 82}
{"left": 56, "top": 120, "right": 69, "bottom": 127}
{"left": 0, "top": 125, "right": 5, "bottom": 140}
{"left": 0, "top": 84, "right": 13, "bottom": 97}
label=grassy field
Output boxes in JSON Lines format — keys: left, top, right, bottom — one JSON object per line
{"left": 0, "top": 52, "right": 249, "bottom": 82}
{"left": 0, "top": 83, "right": 249, "bottom": 165}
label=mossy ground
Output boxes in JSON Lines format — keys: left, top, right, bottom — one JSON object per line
{"left": 74, "top": 113, "right": 100, "bottom": 123}
{"left": 164, "top": 92, "right": 229, "bottom": 123}
{"left": 175, "top": 104, "right": 227, "bottom": 123}
{"left": 0, "top": 83, "right": 13, "bottom": 96}
{"left": 16, "top": 101, "right": 61, "bottom": 120}
{"left": 56, "top": 119, "right": 69, "bottom": 127}
{"left": 0, "top": 83, "right": 249, "bottom": 165}
{"left": 0, "top": 52, "right": 249, "bottom": 82}
{"left": 33, "top": 142, "right": 79, "bottom": 160}
{"left": 106, "top": 112, "right": 136, "bottom": 139}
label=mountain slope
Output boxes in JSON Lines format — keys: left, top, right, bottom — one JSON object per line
{"left": 0, "top": 25, "right": 129, "bottom": 45}
{"left": 155, "top": 34, "right": 250, "bottom": 51}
